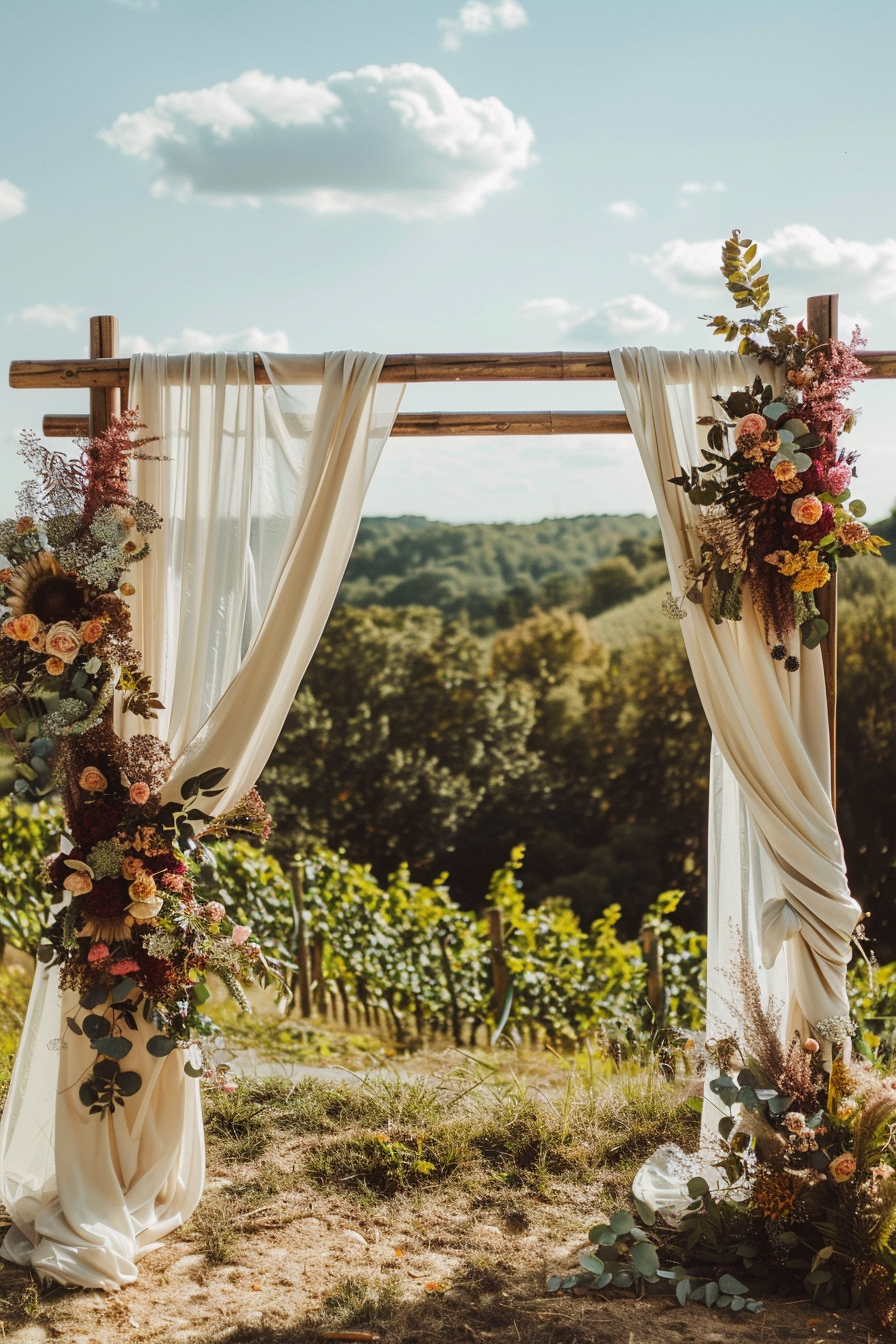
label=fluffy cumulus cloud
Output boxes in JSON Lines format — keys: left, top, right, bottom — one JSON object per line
{"left": 16, "top": 303, "right": 84, "bottom": 329}
{"left": 0, "top": 180, "right": 26, "bottom": 221}
{"left": 120, "top": 326, "right": 290, "bottom": 356}
{"left": 99, "top": 65, "right": 535, "bottom": 220}
{"left": 607, "top": 200, "right": 642, "bottom": 221}
{"left": 638, "top": 225, "right": 896, "bottom": 305}
{"left": 439, "top": 1, "right": 528, "bottom": 51}
{"left": 678, "top": 180, "right": 725, "bottom": 206}
{"left": 523, "top": 293, "right": 671, "bottom": 341}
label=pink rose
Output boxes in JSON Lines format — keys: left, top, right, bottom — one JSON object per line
{"left": 129, "top": 782, "right": 151, "bottom": 805}
{"left": 87, "top": 942, "right": 110, "bottom": 962}
{"left": 231, "top": 925, "right": 251, "bottom": 946}
{"left": 109, "top": 959, "right": 140, "bottom": 976}
{"left": 735, "top": 413, "right": 767, "bottom": 442}
{"left": 79, "top": 767, "right": 107, "bottom": 793}
{"left": 204, "top": 902, "right": 225, "bottom": 923}
{"left": 80, "top": 619, "right": 104, "bottom": 644}
{"left": 829, "top": 1151, "right": 857, "bottom": 1183}
{"left": 792, "top": 494, "right": 823, "bottom": 526}
{"left": 45, "top": 621, "right": 82, "bottom": 664}
{"left": 63, "top": 871, "right": 93, "bottom": 895}
{"left": 825, "top": 462, "right": 852, "bottom": 496}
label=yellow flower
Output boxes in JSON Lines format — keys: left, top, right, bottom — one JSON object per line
{"left": 774, "top": 459, "right": 797, "bottom": 482}
{"left": 792, "top": 562, "right": 831, "bottom": 593}
{"left": 780, "top": 477, "right": 803, "bottom": 494}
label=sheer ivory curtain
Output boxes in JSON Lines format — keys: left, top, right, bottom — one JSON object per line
{"left": 611, "top": 348, "right": 860, "bottom": 1056}
{"left": 0, "top": 351, "right": 403, "bottom": 1290}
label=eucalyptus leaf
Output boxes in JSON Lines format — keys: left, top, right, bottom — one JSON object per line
{"left": 612, "top": 1272, "right": 633, "bottom": 1288}
{"left": 116, "top": 1071, "right": 142, "bottom": 1097}
{"left": 719, "top": 1274, "right": 748, "bottom": 1295}
{"left": 630, "top": 1241, "right": 659, "bottom": 1277}
{"left": 676, "top": 1279, "right": 691, "bottom": 1306}
{"left": 82, "top": 1013, "right": 110, "bottom": 1040}
{"left": 579, "top": 1252, "right": 605, "bottom": 1275}
{"left": 112, "top": 977, "right": 137, "bottom": 1003}
{"left": 731, "top": 1296, "right": 746, "bottom": 1311}
{"left": 184, "top": 1061, "right": 205, "bottom": 1078}
{"left": 609, "top": 1211, "right": 635, "bottom": 1235}
{"left": 704, "top": 1281, "right": 719, "bottom": 1308}
{"left": 633, "top": 1197, "right": 655, "bottom": 1227}
{"left": 146, "top": 1035, "right": 179, "bottom": 1058}
{"left": 687, "top": 1177, "right": 709, "bottom": 1198}
{"left": 65, "top": 1016, "right": 83, "bottom": 1036}
{"left": 851, "top": 499, "right": 867, "bottom": 518}
{"left": 589, "top": 1224, "right": 617, "bottom": 1246}
{"left": 91, "top": 1035, "right": 132, "bottom": 1059}
{"left": 546, "top": 1277, "right": 562, "bottom": 1292}
{"left": 764, "top": 402, "right": 789, "bottom": 421}
{"left": 80, "top": 985, "right": 109, "bottom": 1010}
{"left": 595, "top": 1272, "right": 612, "bottom": 1291}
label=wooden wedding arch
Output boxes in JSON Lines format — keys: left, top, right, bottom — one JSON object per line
{"left": 10, "top": 296, "right": 896, "bottom": 803}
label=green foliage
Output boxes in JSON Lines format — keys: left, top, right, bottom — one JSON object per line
{"left": 0, "top": 797, "right": 60, "bottom": 956}
{"left": 338, "top": 513, "right": 661, "bottom": 632}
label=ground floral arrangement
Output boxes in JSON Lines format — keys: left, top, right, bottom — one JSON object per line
{"left": 0, "top": 412, "right": 279, "bottom": 1114}
{"left": 668, "top": 229, "right": 887, "bottom": 663}
{"left": 550, "top": 952, "right": 896, "bottom": 1328}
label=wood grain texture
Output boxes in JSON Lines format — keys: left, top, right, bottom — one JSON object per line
{"left": 45, "top": 410, "right": 633, "bottom": 438}
{"left": 12, "top": 347, "right": 896, "bottom": 389}
{"left": 88, "top": 316, "right": 120, "bottom": 438}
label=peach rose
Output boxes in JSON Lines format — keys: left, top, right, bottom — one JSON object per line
{"left": 79, "top": 766, "right": 107, "bottom": 793}
{"left": 792, "top": 494, "right": 823, "bottom": 526}
{"left": 734, "top": 413, "right": 767, "bottom": 442}
{"left": 829, "top": 1151, "right": 857, "bottom": 1183}
{"left": 803, "top": 1038, "right": 821, "bottom": 1054}
{"left": 0, "top": 569, "right": 12, "bottom": 583}
{"left": 45, "top": 656, "right": 66, "bottom": 676}
{"left": 129, "top": 781, "right": 151, "bottom": 805}
{"left": 774, "top": 459, "right": 797, "bottom": 482}
{"left": 87, "top": 942, "right": 110, "bottom": 963}
{"left": 231, "top": 925, "right": 251, "bottom": 946}
{"left": 122, "top": 855, "right": 144, "bottom": 880}
{"left": 79, "top": 619, "right": 104, "bottom": 643}
{"left": 204, "top": 902, "right": 225, "bottom": 923}
{"left": 63, "top": 870, "right": 93, "bottom": 895}
{"left": 120, "top": 582, "right": 136, "bottom": 597}
{"left": 45, "top": 621, "right": 81, "bottom": 664}
{"left": 3, "top": 613, "right": 41, "bottom": 642}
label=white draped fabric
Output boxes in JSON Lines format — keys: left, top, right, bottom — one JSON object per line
{"left": 0, "top": 351, "right": 403, "bottom": 1289}
{"left": 610, "top": 348, "right": 860, "bottom": 1046}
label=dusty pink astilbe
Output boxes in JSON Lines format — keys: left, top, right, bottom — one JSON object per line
{"left": 801, "top": 331, "right": 868, "bottom": 446}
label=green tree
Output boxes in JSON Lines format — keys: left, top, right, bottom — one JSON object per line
{"left": 261, "top": 606, "right": 539, "bottom": 881}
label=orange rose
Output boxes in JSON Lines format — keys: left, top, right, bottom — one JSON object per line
{"left": 122, "top": 855, "right": 144, "bottom": 880}
{"left": 79, "top": 619, "right": 104, "bottom": 643}
{"left": 79, "top": 766, "right": 107, "bottom": 793}
{"left": 2, "top": 614, "right": 41, "bottom": 642}
{"left": 45, "top": 656, "right": 66, "bottom": 676}
{"left": 129, "top": 781, "right": 151, "bottom": 805}
{"left": 45, "top": 621, "right": 81, "bottom": 664}
{"left": 0, "top": 569, "right": 12, "bottom": 583}
{"left": 791, "top": 494, "right": 823, "bottom": 526}
{"left": 774, "top": 459, "right": 797, "bottom": 482}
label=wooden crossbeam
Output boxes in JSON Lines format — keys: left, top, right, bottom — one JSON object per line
{"left": 42, "top": 410, "right": 633, "bottom": 439}
{"left": 11, "top": 348, "right": 896, "bottom": 392}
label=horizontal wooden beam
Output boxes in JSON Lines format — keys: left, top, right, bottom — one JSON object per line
{"left": 43, "top": 410, "right": 633, "bottom": 439}
{"left": 15, "top": 349, "right": 896, "bottom": 393}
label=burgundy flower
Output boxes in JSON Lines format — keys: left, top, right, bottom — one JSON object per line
{"left": 824, "top": 461, "right": 852, "bottom": 496}
{"left": 745, "top": 468, "right": 778, "bottom": 499}
{"left": 80, "top": 876, "right": 130, "bottom": 920}
{"left": 69, "top": 797, "right": 124, "bottom": 850}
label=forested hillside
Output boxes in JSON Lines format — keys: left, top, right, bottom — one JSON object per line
{"left": 338, "top": 513, "right": 664, "bottom": 631}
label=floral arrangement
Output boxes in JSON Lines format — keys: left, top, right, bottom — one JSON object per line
{"left": 549, "top": 951, "right": 896, "bottom": 1327}
{"left": 0, "top": 413, "right": 279, "bottom": 1115}
{"left": 669, "top": 230, "right": 887, "bottom": 665}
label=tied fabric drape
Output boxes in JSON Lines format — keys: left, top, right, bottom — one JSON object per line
{"left": 0, "top": 350, "right": 403, "bottom": 1290}
{"left": 610, "top": 347, "right": 860, "bottom": 1050}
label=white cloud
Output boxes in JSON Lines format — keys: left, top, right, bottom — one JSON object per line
{"left": 15, "top": 303, "right": 84, "bottom": 329}
{"left": 439, "top": 1, "right": 528, "bottom": 51}
{"left": 607, "top": 200, "right": 642, "bottom": 221}
{"left": 635, "top": 238, "right": 722, "bottom": 295}
{"left": 120, "top": 326, "right": 290, "bottom": 356}
{"left": 0, "top": 180, "right": 26, "bottom": 221}
{"left": 100, "top": 64, "right": 535, "bottom": 220}
{"left": 638, "top": 225, "right": 896, "bottom": 305}
{"left": 523, "top": 293, "right": 671, "bottom": 341}
{"left": 678, "top": 180, "right": 725, "bottom": 206}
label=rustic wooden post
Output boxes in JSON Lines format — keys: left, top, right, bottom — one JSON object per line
{"left": 641, "top": 924, "right": 664, "bottom": 1023}
{"left": 806, "top": 293, "right": 839, "bottom": 807}
{"left": 310, "top": 933, "right": 326, "bottom": 1014}
{"left": 88, "top": 316, "right": 120, "bottom": 439}
{"left": 289, "top": 860, "right": 312, "bottom": 1019}
{"left": 487, "top": 907, "right": 510, "bottom": 1020}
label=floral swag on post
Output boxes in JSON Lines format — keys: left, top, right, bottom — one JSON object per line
{"left": 666, "top": 230, "right": 888, "bottom": 663}
{"left": 0, "top": 412, "right": 280, "bottom": 1116}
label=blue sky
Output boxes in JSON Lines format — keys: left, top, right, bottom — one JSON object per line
{"left": 2, "top": 0, "right": 895, "bottom": 523}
